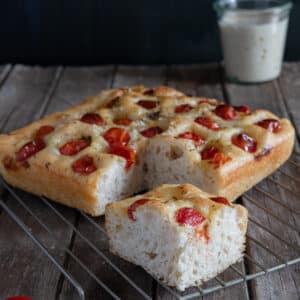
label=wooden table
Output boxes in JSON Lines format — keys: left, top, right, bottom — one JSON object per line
{"left": 0, "top": 63, "right": 299, "bottom": 300}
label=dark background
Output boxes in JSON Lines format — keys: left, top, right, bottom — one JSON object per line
{"left": 1, "top": 0, "right": 300, "bottom": 65}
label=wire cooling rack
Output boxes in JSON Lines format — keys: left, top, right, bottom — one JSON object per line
{"left": 0, "top": 152, "right": 300, "bottom": 300}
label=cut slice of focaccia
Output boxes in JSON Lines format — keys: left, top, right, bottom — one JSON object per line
{"left": 105, "top": 184, "right": 248, "bottom": 291}
{"left": 0, "top": 86, "right": 295, "bottom": 215}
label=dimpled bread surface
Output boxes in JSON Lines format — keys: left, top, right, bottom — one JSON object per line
{"left": 0, "top": 86, "right": 295, "bottom": 215}
{"left": 105, "top": 183, "right": 248, "bottom": 291}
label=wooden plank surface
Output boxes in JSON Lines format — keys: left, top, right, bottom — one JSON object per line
{"left": 0, "top": 64, "right": 299, "bottom": 300}
{"left": 224, "top": 69, "right": 300, "bottom": 300}
{"left": 0, "top": 65, "right": 70, "bottom": 299}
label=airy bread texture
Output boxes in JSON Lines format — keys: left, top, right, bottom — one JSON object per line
{"left": 0, "top": 86, "right": 295, "bottom": 215}
{"left": 105, "top": 184, "right": 248, "bottom": 291}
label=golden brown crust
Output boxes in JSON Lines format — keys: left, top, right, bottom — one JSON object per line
{"left": 105, "top": 183, "right": 248, "bottom": 235}
{"left": 0, "top": 85, "right": 295, "bottom": 215}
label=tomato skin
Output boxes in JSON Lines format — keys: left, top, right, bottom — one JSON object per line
{"left": 195, "top": 116, "right": 220, "bottom": 131}
{"left": 210, "top": 197, "right": 230, "bottom": 206}
{"left": 214, "top": 104, "right": 237, "bottom": 120}
{"left": 80, "top": 113, "right": 104, "bottom": 125}
{"left": 137, "top": 100, "right": 158, "bottom": 109}
{"left": 175, "top": 104, "right": 193, "bottom": 113}
{"left": 128, "top": 198, "right": 151, "bottom": 221}
{"left": 113, "top": 118, "right": 132, "bottom": 126}
{"left": 201, "top": 146, "right": 219, "bottom": 160}
{"left": 177, "top": 131, "right": 205, "bottom": 147}
{"left": 16, "top": 125, "right": 54, "bottom": 162}
{"left": 103, "top": 128, "right": 130, "bottom": 147}
{"left": 59, "top": 139, "right": 91, "bottom": 156}
{"left": 16, "top": 140, "right": 45, "bottom": 162}
{"left": 140, "top": 126, "right": 163, "bottom": 138}
{"left": 232, "top": 133, "right": 257, "bottom": 153}
{"left": 72, "top": 155, "right": 97, "bottom": 175}
{"left": 176, "top": 207, "right": 206, "bottom": 226}
{"left": 256, "top": 119, "right": 281, "bottom": 133}
{"left": 35, "top": 125, "right": 54, "bottom": 141}
{"left": 234, "top": 105, "right": 251, "bottom": 114}
{"left": 109, "top": 145, "right": 136, "bottom": 170}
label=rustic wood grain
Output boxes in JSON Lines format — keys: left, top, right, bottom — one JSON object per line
{"left": 224, "top": 68, "right": 300, "bottom": 300}
{"left": 155, "top": 64, "right": 250, "bottom": 300}
{"left": 0, "top": 64, "right": 13, "bottom": 197}
{"left": 59, "top": 65, "right": 167, "bottom": 300}
{"left": 0, "top": 65, "right": 71, "bottom": 300}
{"left": 279, "top": 63, "right": 300, "bottom": 143}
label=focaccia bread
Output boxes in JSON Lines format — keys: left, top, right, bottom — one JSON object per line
{"left": 0, "top": 86, "right": 294, "bottom": 215}
{"left": 105, "top": 183, "right": 248, "bottom": 290}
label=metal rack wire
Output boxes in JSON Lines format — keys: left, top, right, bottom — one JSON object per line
{"left": 0, "top": 152, "right": 299, "bottom": 300}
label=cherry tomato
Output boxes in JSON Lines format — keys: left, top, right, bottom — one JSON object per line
{"left": 140, "top": 126, "right": 163, "bottom": 138}
{"left": 177, "top": 131, "right": 205, "bottom": 147}
{"left": 109, "top": 145, "right": 136, "bottom": 170}
{"left": 80, "top": 113, "right": 104, "bottom": 125}
{"left": 195, "top": 116, "right": 220, "bottom": 130}
{"left": 232, "top": 133, "right": 257, "bottom": 153}
{"left": 59, "top": 139, "right": 91, "bottom": 156}
{"left": 128, "top": 198, "right": 151, "bottom": 221}
{"left": 176, "top": 207, "right": 206, "bottom": 226}
{"left": 72, "top": 155, "right": 97, "bottom": 175}
{"left": 103, "top": 128, "right": 130, "bottom": 147}
{"left": 256, "top": 119, "right": 281, "bottom": 133}
{"left": 137, "top": 100, "right": 158, "bottom": 109}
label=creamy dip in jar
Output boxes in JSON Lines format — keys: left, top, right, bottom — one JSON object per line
{"left": 214, "top": 0, "right": 292, "bottom": 83}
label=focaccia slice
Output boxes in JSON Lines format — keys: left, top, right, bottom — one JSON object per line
{"left": 105, "top": 184, "right": 248, "bottom": 291}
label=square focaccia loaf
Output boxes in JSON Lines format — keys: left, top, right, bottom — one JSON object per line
{"left": 105, "top": 184, "right": 248, "bottom": 291}
{"left": 0, "top": 86, "right": 294, "bottom": 216}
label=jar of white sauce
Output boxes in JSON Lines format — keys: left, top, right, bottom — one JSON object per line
{"left": 214, "top": 0, "right": 292, "bottom": 83}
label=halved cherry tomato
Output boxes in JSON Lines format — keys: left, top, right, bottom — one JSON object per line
{"left": 80, "top": 113, "right": 104, "bottom": 125}
{"left": 195, "top": 116, "right": 220, "bottom": 131}
{"left": 176, "top": 207, "right": 206, "bottom": 226}
{"left": 232, "top": 133, "right": 257, "bottom": 153}
{"left": 214, "top": 104, "right": 236, "bottom": 120}
{"left": 72, "top": 155, "right": 97, "bottom": 175}
{"left": 234, "top": 105, "right": 251, "bottom": 114}
{"left": 210, "top": 197, "right": 230, "bottom": 206}
{"left": 200, "top": 146, "right": 219, "bottom": 160}
{"left": 59, "top": 139, "right": 91, "bottom": 156}
{"left": 256, "top": 119, "right": 281, "bottom": 133}
{"left": 109, "top": 145, "right": 136, "bottom": 170}
{"left": 35, "top": 125, "right": 54, "bottom": 141}
{"left": 140, "top": 126, "right": 163, "bottom": 138}
{"left": 128, "top": 198, "right": 151, "bottom": 221}
{"left": 175, "top": 104, "right": 193, "bottom": 113}
{"left": 113, "top": 118, "right": 132, "bottom": 126}
{"left": 16, "top": 125, "right": 54, "bottom": 162}
{"left": 103, "top": 128, "right": 130, "bottom": 147}
{"left": 16, "top": 140, "right": 45, "bottom": 162}
{"left": 137, "top": 100, "right": 158, "bottom": 109}
{"left": 177, "top": 131, "right": 205, "bottom": 147}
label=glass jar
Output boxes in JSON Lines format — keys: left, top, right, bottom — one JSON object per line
{"left": 214, "top": 0, "right": 293, "bottom": 83}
